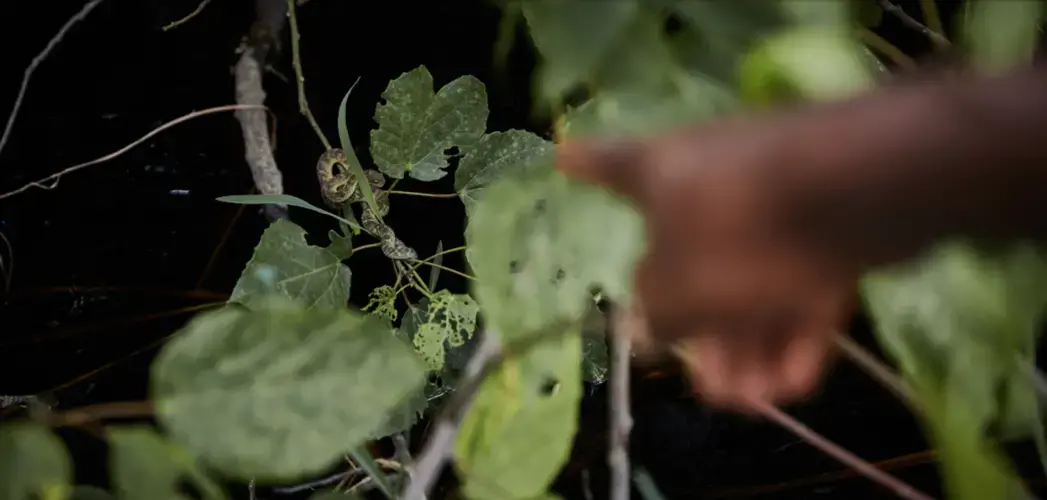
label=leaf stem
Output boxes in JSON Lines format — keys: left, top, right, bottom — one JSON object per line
{"left": 49, "top": 401, "right": 155, "bottom": 427}
{"left": 408, "top": 259, "right": 476, "bottom": 282}
{"left": 919, "top": 0, "right": 945, "bottom": 40}
{"left": 876, "top": 0, "right": 950, "bottom": 49}
{"left": 162, "top": 0, "right": 214, "bottom": 31}
{"left": 386, "top": 190, "right": 460, "bottom": 199}
{"left": 286, "top": 0, "right": 332, "bottom": 150}
{"left": 858, "top": 28, "right": 918, "bottom": 70}
{"left": 351, "top": 242, "right": 382, "bottom": 254}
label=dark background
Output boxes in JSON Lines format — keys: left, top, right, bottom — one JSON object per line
{"left": 0, "top": 0, "right": 1040, "bottom": 499}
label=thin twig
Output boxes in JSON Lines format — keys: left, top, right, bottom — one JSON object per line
{"left": 876, "top": 0, "right": 950, "bottom": 48}
{"left": 48, "top": 401, "right": 155, "bottom": 427}
{"left": 0, "top": 105, "right": 268, "bottom": 200}
{"left": 0, "top": 231, "right": 12, "bottom": 292}
{"left": 749, "top": 399, "right": 934, "bottom": 500}
{"left": 833, "top": 333, "right": 919, "bottom": 410}
{"left": 162, "top": 0, "right": 214, "bottom": 31}
{"left": 858, "top": 28, "right": 918, "bottom": 70}
{"left": 286, "top": 0, "right": 332, "bottom": 149}
{"left": 403, "top": 332, "right": 502, "bottom": 500}
{"left": 918, "top": 0, "right": 946, "bottom": 41}
{"left": 0, "top": 0, "right": 107, "bottom": 164}
{"left": 609, "top": 306, "right": 634, "bottom": 500}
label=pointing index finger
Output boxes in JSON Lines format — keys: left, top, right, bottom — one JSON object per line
{"left": 555, "top": 138, "right": 652, "bottom": 206}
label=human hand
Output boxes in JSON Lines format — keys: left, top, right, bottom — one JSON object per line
{"left": 557, "top": 116, "right": 860, "bottom": 412}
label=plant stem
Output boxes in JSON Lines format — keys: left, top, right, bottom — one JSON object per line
{"left": 408, "top": 259, "right": 476, "bottom": 282}
{"left": 919, "top": 0, "right": 945, "bottom": 40}
{"left": 286, "top": 0, "right": 332, "bottom": 150}
{"left": 858, "top": 28, "right": 918, "bottom": 70}
{"left": 49, "top": 401, "right": 155, "bottom": 427}
{"left": 749, "top": 399, "right": 934, "bottom": 500}
{"left": 876, "top": 0, "right": 950, "bottom": 49}
{"left": 609, "top": 307, "right": 633, "bottom": 500}
{"left": 387, "top": 190, "right": 459, "bottom": 199}
{"left": 162, "top": 0, "right": 214, "bottom": 31}
{"left": 833, "top": 333, "right": 918, "bottom": 411}
{"left": 351, "top": 242, "right": 382, "bottom": 253}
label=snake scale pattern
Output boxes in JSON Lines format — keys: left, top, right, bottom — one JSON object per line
{"left": 316, "top": 149, "right": 417, "bottom": 260}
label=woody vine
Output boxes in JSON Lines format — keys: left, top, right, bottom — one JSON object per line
{"left": 2, "top": 1, "right": 1047, "bottom": 500}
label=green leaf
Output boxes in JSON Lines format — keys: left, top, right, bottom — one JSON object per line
{"left": 863, "top": 243, "right": 1047, "bottom": 498}
{"left": 856, "top": 0, "right": 884, "bottom": 28}
{"left": 230, "top": 219, "right": 352, "bottom": 310}
{"left": 326, "top": 229, "right": 354, "bottom": 260}
{"left": 521, "top": 0, "right": 640, "bottom": 104}
{"left": 216, "top": 194, "right": 362, "bottom": 233}
{"left": 454, "top": 130, "right": 554, "bottom": 214}
{"left": 336, "top": 78, "right": 383, "bottom": 223}
{"left": 668, "top": 0, "right": 787, "bottom": 85}
{"left": 454, "top": 329, "right": 583, "bottom": 500}
{"left": 0, "top": 423, "right": 72, "bottom": 500}
{"left": 347, "top": 447, "right": 394, "bottom": 499}
{"left": 780, "top": 0, "right": 852, "bottom": 28}
{"left": 151, "top": 297, "right": 427, "bottom": 481}
{"left": 466, "top": 168, "right": 645, "bottom": 341}
{"left": 370, "top": 66, "right": 489, "bottom": 181}
{"left": 963, "top": 0, "right": 1045, "bottom": 73}
{"left": 408, "top": 290, "right": 480, "bottom": 371}
{"left": 739, "top": 27, "right": 874, "bottom": 106}
{"left": 108, "top": 426, "right": 225, "bottom": 500}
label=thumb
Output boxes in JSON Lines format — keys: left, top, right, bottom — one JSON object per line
{"left": 556, "top": 138, "right": 650, "bottom": 205}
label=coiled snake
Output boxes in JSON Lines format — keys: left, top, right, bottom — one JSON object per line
{"left": 316, "top": 149, "right": 417, "bottom": 260}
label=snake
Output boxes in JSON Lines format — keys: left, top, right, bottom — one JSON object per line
{"left": 317, "top": 149, "right": 417, "bottom": 260}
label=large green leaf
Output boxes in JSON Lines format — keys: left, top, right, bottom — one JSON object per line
{"left": 521, "top": 0, "right": 640, "bottom": 104}
{"left": 454, "top": 130, "right": 554, "bottom": 215}
{"left": 465, "top": 168, "right": 645, "bottom": 341}
{"left": 229, "top": 219, "right": 352, "bottom": 310}
{"left": 108, "top": 426, "right": 225, "bottom": 500}
{"left": 370, "top": 66, "right": 488, "bottom": 181}
{"left": 454, "top": 329, "right": 583, "bottom": 500}
{"left": 863, "top": 243, "right": 1047, "bottom": 498}
{"left": 151, "top": 297, "right": 426, "bottom": 481}
{"left": 963, "top": 0, "right": 1045, "bottom": 74}
{"left": 70, "top": 486, "right": 116, "bottom": 500}
{"left": 0, "top": 423, "right": 72, "bottom": 500}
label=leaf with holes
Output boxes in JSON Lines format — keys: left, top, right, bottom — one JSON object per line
{"left": 407, "top": 290, "right": 480, "bottom": 371}
{"left": 454, "top": 329, "right": 583, "bottom": 500}
{"left": 0, "top": 423, "right": 72, "bottom": 500}
{"left": 151, "top": 297, "right": 426, "bottom": 481}
{"left": 108, "top": 426, "right": 225, "bottom": 500}
{"left": 229, "top": 219, "right": 351, "bottom": 310}
{"left": 465, "top": 168, "right": 644, "bottom": 340}
{"left": 454, "top": 130, "right": 554, "bottom": 216}
{"left": 370, "top": 66, "right": 488, "bottom": 181}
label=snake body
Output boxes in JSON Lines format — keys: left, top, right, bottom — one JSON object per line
{"left": 317, "top": 149, "right": 417, "bottom": 260}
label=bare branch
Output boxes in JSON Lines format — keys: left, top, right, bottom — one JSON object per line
{"left": 403, "top": 332, "right": 501, "bottom": 500}
{"left": 0, "top": 0, "right": 107, "bottom": 164}
{"left": 609, "top": 305, "right": 634, "bottom": 500}
{"left": 833, "top": 333, "right": 919, "bottom": 410}
{"left": 750, "top": 398, "right": 934, "bottom": 500}
{"left": 876, "top": 0, "right": 951, "bottom": 48}
{"left": 0, "top": 105, "right": 268, "bottom": 200}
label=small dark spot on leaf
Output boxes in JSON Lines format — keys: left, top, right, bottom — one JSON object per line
{"left": 509, "top": 260, "right": 520, "bottom": 274}
{"left": 539, "top": 377, "right": 560, "bottom": 397}
{"left": 534, "top": 199, "right": 547, "bottom": 214}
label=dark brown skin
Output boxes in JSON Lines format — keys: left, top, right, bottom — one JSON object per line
{"left": 556, "top": 63, "right": 1047, "bottom": 412}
